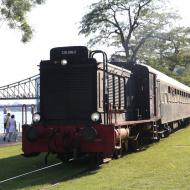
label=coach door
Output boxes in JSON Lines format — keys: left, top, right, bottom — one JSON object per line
{"left": 156, "top": 80, "right": 161, "bottom": 118}
{"left": 149, "top": 73, "right": 157, "bottom": 118}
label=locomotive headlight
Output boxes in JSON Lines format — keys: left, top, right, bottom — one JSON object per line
{"left": 61, "top": 59, "right": 68, "bottom": 66}
{"left": 32, "top": 113, "right": 41, "bottom": 123}
{"left": 91, "top": 112, "right": 101, "bottom": 122}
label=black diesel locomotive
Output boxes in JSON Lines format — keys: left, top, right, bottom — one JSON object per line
{"left": 22, "top": 46, "right": 190, "bottom": 162}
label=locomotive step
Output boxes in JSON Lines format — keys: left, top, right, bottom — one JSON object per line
{"left": 149, "top": 130, "right": 167, "bottom": 135}
{"left": 151, "top": 136, "right": 160, "bottom": 140}
{"left": 114, "top": 146, "right": 122, "bottom": 149}
{"left": 157, "top": 130, "right": 168, "bottom": 138}
{"left": 103, "top": 158, "right": 111, "bottom": 163}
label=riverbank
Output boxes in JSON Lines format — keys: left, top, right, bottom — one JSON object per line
{"left": 0, "top": 132, "right": 22, "bottom": 147}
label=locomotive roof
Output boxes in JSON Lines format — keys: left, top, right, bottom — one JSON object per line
{"left": 98, "top": 62, "right": 131, "bottom": 77}
{"left": 141, "top": 63, "right": 190, "bottom": 93}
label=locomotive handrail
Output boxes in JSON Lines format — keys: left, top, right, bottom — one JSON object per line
{"left": 90, "top": 50, "right": 109, "bottom": 124}
{"left": 22, "top": 104, "right": 27, "bottom": 125}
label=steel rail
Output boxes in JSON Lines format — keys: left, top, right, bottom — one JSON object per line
{"left": 0, "top": 162, "right": 62, "bottom": 184}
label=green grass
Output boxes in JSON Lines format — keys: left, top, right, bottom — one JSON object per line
{"left": 0, "top": 145, "right": 88, "bottom": 190}
{"left": 0, "top": 126, "right": 190, "bottom": 190}
{"left": 55, "top": 126, "right": 190, "bottom": 190}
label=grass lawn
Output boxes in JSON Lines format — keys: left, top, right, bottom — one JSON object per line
{"left": 55, "top": 126, "right": 190, "bottom": 190}
{"left": 0, "top": 125, "right": 190, "bottom": 190}
{"left": 0, "top": 145, "right": 87, "bottom": 190}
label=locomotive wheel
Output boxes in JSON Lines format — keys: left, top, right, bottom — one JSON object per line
{"left": 152, "top": 131, "right": 160, "bottom": 142}
{"left": 88, "top": 153, "right": 104, "bottom": 166}
{"left": 122, "top": 139, "right": 129, "bottom": 153}
{"left": 113, "top": 148, "right": 122, "bottom": 159}
{"left": 22, "top": 152, "right": 41, "bottom": 157}
{"left": 129, "top": 139, "right": 140, "bottom": 152}
{"left": 57, "top": 153, "right": 71, "bottom": 163}
{"left": 97, "top": 153, "right": 104, "bottom": 165}
{"left": 155, "top": 133, "right": 160, "bottom": 142}
{"left": 167, "top": 126, "right": 172, "bottom": 136}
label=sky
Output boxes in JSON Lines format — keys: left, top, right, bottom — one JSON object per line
{"left": 0, "top": 0, "right": 189, "bottom": 86}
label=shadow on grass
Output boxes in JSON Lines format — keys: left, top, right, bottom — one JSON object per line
{"left": 0, "top": 153, "right": 98, "bottom": 190}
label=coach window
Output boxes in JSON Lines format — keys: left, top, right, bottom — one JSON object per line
{"left": 183, "top": 92, "right": 185, "bottom": 103}
{"left": 177, "top": 90, "right": 180, "bottom": 103}
{"left": 168, "top": 86, "right": 171, "bottom": 93}
{"left": 185, "top": 93, "right": 188, "bottom": 104}
{"left": 184, "top": 93, "right": 186, "bottom": 103}
{"left": 186, "top": 93, "right": 188, "bottom": 103}
{"left": 173, "top": 89, "right": 176, "bottom": 103}
{"left": 187, "top": 94, "right": 189, "bottom": 103}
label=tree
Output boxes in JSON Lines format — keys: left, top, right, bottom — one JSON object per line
{"left": 134, "top": 26, "right": 190, "bottom": 86}
{"left": 160, "top": 27, "right": 190, "bottom": 72}
{"left": 139, "top": 27, "right": 190, "bottom": 72}
{"left": 0, "top": 0, "right": 45, "bottom": 42}
{"left": 79, "top": 0, "right": 179, "bottom": 62}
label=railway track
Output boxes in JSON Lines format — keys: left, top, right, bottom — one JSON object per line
{"left": 0, "top": 162, "right": 63, "bottom": 184}
{"left": 0, "top": 160, "right": 101, "bottom": 188}
{"left": 42, "top": 165, "right": 98, "bottom": 190}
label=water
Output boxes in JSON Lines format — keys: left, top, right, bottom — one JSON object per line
{"left": 0, "top": 111, "right": 33, "bottom": 133}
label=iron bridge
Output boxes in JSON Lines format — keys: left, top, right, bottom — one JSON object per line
{"left": 0, "top": 74, "right": 40, "bottom": 100}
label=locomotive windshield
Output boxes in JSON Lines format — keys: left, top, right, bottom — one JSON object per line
{"left": 40, "top": 46, "right": 97, "bottom": 124}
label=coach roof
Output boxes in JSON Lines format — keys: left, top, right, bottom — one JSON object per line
{"left": 141, "top": 63, "right": 190, "bottom": 93}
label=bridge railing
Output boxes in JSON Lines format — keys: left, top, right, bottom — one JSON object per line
{"left": 0, "top": 74, "right": 40, "bottom": 100}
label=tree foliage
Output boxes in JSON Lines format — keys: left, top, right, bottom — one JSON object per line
{"left": 139, "top": 27, "right": 190, "bottom": 70}
{"left": 80, "top": 0, "right": 190, "bottom": 85}
{"left": 0, "top": 0, "right": 45, "bottom": 42}
{"left": 79, "top": 0, "right": 179, "bottom": 62}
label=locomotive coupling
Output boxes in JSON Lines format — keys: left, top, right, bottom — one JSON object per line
{"left": 114, "top": 128, "right": 129, "bottom": 141}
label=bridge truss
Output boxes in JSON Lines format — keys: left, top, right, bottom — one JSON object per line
{"left": 0, "top": 74, "right": 40, "bottom": 100}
